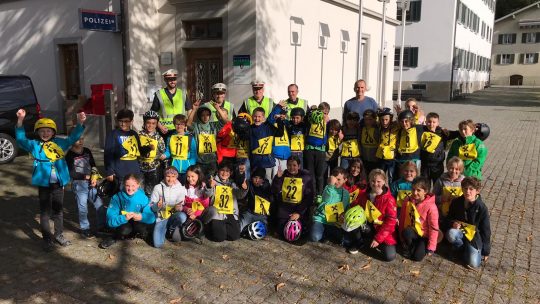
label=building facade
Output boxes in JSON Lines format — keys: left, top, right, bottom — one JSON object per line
{"left": 392, "top": 0, "right": 495, "bottom": 101}
{"left": 491, "top": 1, "right": 540, "bottom": 86}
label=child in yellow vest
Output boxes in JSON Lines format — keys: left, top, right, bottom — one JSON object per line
{"left": 432, "top": 157, "right": 465, "bottom": 223}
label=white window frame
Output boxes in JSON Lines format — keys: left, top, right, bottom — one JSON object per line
{"left": 501, "top": 34, "right": 514, "bottom": 44}
{"left": 524, "top": 53, "right": 536, "bottom": 64}
{"left": 500, "top": 54, "right": 513, "bottom": 65}
{"left": 525, "top": 33, "right": 536, "bottom": 44}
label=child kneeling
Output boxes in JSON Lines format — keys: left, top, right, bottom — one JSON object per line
{"left": 310, "top": 167, "right": 350, "bottom": 245}
{"left": 100, "top": 174, "right": 156, "bottom": 249}
{"left": 150, "top": 167, "right": 187, "bottom": 248}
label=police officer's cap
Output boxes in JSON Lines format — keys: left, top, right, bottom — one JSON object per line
{"left": 251, "top": 80, "right": 265, "bottom": 88}
{"left": 162, "top": 69, "right": 178, "bottom": 77}
{"left": 212, "top": 83, "right": 227, "bottom": 92}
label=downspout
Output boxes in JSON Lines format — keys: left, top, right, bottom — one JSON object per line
{"left": 120, "top": 0, "right": 128, "bottom": 107}
{"left": 449, "top": 0, "right": 459, "bottom": 101}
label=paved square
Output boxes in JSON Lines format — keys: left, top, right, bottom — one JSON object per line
{"left": 1, "top": 87, "right": 539, "bottom": 303}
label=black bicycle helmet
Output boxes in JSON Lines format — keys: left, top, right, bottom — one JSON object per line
{"left": 232, "top": 116, "right": 251, "bottom": 140}
{"left": 143, "top": 110, "right": 160, "bottom": 122}
{"left": 96, "top": 179, "right": 120, "bottom": 198}
{"left": 474, "top": 123, "right": 490, "bottom": 141}
{"left": 377, "top": 107, "right": 393, "bottom": 117}
{"left": 290, "top": 107, "right": 305, "bottom": 118}
{"left": 398, "top": 110, "right": 414, "bottom": 121}
{"left": 181, "top": 219, "right": 204, "bottom": 239}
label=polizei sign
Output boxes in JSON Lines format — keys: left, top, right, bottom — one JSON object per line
{"left": 79, "top": 9, "right": 119, "bottom": 32}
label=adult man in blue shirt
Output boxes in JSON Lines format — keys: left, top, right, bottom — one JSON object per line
{"left": 342, "top": 79, "right": 378, "bottom": 123}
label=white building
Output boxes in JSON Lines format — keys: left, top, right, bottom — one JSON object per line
{"left": 393, "top": 0, "right": 495, "bottom": 101}
{"left": 0, "top": 0, "right": 399, "bottom": 133}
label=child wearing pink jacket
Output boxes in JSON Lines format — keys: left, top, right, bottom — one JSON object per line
{"left": 399, "top": 176, "right": 439, "bottom": 261}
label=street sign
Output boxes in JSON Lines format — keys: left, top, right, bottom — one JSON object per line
{"left": 79, "top": 9, "right": 119, "bottom": 32}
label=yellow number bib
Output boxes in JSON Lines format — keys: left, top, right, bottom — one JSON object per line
{"left": 341, "top": 139, "right": 360, "bottom": 158}
{"left": 361, "top": 127, "right": 377, "bottom": 147}
{"left": 170, "top": 135, "right": 189, "bottom": 160}
{"left": 191, "top": 201, "right": 206, "bottom": 212}
{"left": 328, "top": 136, "right": 340, "bottom": 155}
{"left": 139, "top": 135, "right": 158, "bottom": 162}
{"left": 198, "top": 134, "right": 217, "bottom": 155}
{"left": 456, "top": 220, "right": 476, "bottom": 241}
{"left": 282, "top": 177, "right": 303, "bottom": 204}
{"left": 214, "top": 185, "right": 234, "bottom": 214}
{"left": 441, "top": 186, "right": 463, "bottom": 216}
{"left": 252, "top": 136, "right": 273, "bottom": 155}
{"left": 160, "top": 205, "right": 174, "bottom": 220}
{"left": 403, "top": 201, "right": 424, "bottom": 237}
{"left": 274, "top": 124, "right": 290, "bottom": 147}
{"left": 421, "top": 132, "right": 442, "bottom": 153}
{"left": 397, "top": 189, "right": 412, "bottom": 208}
{"left": 349, "top": 189, "right": 360, "bottom": 203}
{"left": 226, "top": 132, "right": 237, "bottom": 149}
{"left": 42, "top": 142, "right": 64, "bottom": 162}
{"left": 325, "top": 202, "right": 344, "bottom": 223}
{"left": 398, "top": 128, "right": 419, "bottom": 154}
{"left": 308, "top": 121, "right": 325, "bottom": 139}
{"left": 365, "top": 200, "right": 383, "bottom": 225}
{"left": 121, "top": 135, "right": 140, "bottom": 160}
{"left": 236, "top": 138, "right": 249, "bottom": 158}
{"left": 376, "top": 129, "right": 397, "bottom": 159}
{"left": 290, "top": 134, "right": 305, "bottom": 152}
{"left": 458, "top": 143, "right": 477, "bottom": 160}
{"left": 254, "top": 195, "right": 271, "bottom": 215}
{"left": 376, "top": 145, "right": 395, "bottom": 160}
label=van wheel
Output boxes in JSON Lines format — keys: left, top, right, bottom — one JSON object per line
{"left": 0, "top": 134, "right": 18, "bottom": 164}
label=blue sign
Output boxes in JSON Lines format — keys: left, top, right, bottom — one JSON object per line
{"left": 79, "top": 9, "right": 119, "bottom": 32}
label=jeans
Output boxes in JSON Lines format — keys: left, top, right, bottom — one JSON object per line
{"left": 310, "top": 221, "right": 349, "bottom": 246}
{"left": 340, "top": 157, "right": 353, "bottom": 170}
{"left": 239, "top": 210, "right": 268, "bottom": 232}
{"left": 402, "top": 227, "right": 428, "bottom": 261}
{"left": 143, "top": 169, "right": 161, "bottom": 197}
{"left": 446, "top": 228, "right": 482, "bottom": 268}
{"left": 38, "top": 184, "right": 65, "bottom": 240}
{"left": 72, "top": 180, "right": 105, "bottom": 231}
{"left": 304, "top": 150, "right": 327, "bottom": 195}
{"left": 378, "top": 159, "right": 396, "bottom": 185}
{"left": 153, "top": 212, "right": 187, "bottom": 248}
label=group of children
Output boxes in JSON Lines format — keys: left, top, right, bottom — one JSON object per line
{"left": 15, "top": 97, "right": 491, "bottom": 268}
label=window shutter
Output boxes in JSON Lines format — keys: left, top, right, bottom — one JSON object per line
{"left": 535, "top": 53, "right": 539, "bottom": 64}
{"left": 512, "top": 34, "right": 517, "bottom": 44}
{"left": 498, "top": 34, "right": 503, "bottom": 44}
{"left": 519, "top": 54, "right": 524, "bottom": 64}
{"left": 510, "top": 54, "right": 515, "bottom": 64}
{"left": 410, "top": 47, "right": 419, "bottom": 67}
{"left": 522, "top": 33, "right": 527, "bottom": 43}
{"left": 496, "top": 54, "right": 501, "bottom": 64}
{"left": 536, "top": 32, "right": 540, "bottom": 43}
{"left": 414, "top": 1, "right": 422, "bottom": 22}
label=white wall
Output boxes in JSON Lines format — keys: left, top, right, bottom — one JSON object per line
{"left": 255, "top": 0, "right": 397, "bottom": 111}
{"left": 0, "top": 0, "right": 124, "bottom": 132}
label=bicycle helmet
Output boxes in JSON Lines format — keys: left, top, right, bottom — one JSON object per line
{"left": 290, "top": 107, "right": 305, "bottom": 118}
{"left": 237, "top": 112, "right": 253, "bottom": 125}
{"left": 309, "top": 109, "right": 324, "bottom": 124}
{"left": 247, "top": 221, "right": 267, "bottom": 240}
{"left": 34, "top": 118, "right": 57, "bottom": 133}
{"left": 232, "top": 116, "right": 251, "bottom": 140}
{"left": 474, "top": 123, "right": 490, "bottom": 141}
{"left": 342, "top": 205, "right": 367, "bottom": 232}
{"left": 283, "top": 220, "right": 302, "bottom": 242}
{"left": 96, "top": 179, "right": 120, "bottom": 198}
{"left": 377, "top": 107, "right": 394, "bottom": 118}
{"left": 143, "top": 110, "right": 160, "bottom": 122}
{"left": 181, "top": 219, "right": 204, "bottom": 239}
{"left": 397, "top": 110, "right": 415, "bottom": 121}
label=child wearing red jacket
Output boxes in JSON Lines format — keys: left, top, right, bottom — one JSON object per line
{"left": 343, "top": 159, "right": 367, "bottom": 206}
{"left": 348, "top": 169, "right": 397, "bottom": 261}
{"left": 399, "top": 177, "right": 439, "bottom": 261}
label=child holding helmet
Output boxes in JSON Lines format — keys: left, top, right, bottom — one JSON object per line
{"left": 16, "top": 109, "right": 86, "bottom": 251}
{"left": 202, "top": 161, "right": 248, "bottom": 242}
{"left": 310, "top": 167, "right": 350, "bottom": 245}
{"left": 348, "top": 169, "right": 397, "bottom": 261}
{"left": 447, "top": 119, "right": 488, "bottom": 180}
{"left": 239, "top": 167, "right": 273, "bottom": 240}
{"left": 272, "top": 155, "right": 314, "bottom": 243}
{"left": 285, "top": 107, "right": 307, "bottom": 168}
{"left": 138, "top": 110, "right": 166, "bottom": 196}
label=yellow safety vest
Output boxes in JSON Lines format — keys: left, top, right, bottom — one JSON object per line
{"left": 157, "top": 88, "right": 185, "bottom": 130}
{"left": 203, "top": 101, "right": 232, "bottom": 122}
{"left": 376, "top": 127, "right": 397, "bottom": 160}
{"left": 403, "top": 201, "right": 424, "bottom": 236}
{"left": 245, "top": 96, "right": 272, "bottom": 118}
{"left": 341, "top": 139, "right": 360, "bottom": 158}
{"left": 398, "top": 127, "right": 419, "bottom": 154}
{"left": 286, "top": 98, "right": 305, "bottom": 118}
{"left": 458, "top": 143, "right": 478, "bottom": 160}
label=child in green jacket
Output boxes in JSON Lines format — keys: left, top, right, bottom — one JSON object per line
{"left": 447, "top": 120, "right": 487, "bottom": 180}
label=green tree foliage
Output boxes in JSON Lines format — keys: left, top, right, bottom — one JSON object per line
{"left": 496, "top": 0, "right": 538, "bottom": 19}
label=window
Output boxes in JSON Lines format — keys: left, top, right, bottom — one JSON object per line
{"left": 183, "top": 19, "right": 222, "bottom": 40}
{"left": 394, "top": 47, "right": 419, "bottom": 67}
{"left": 520, "top": 53, "right": 539, "bottom": 64}
{"left": 498, "top": 33, "right": 517, "bottom": 44}
{"left": 396, "top": 0, "right": 422, "bottom": 22}
{"left": 522, "top": 32, "right": 540, "bottom": 43}
{"left": 411, "top": 84, "right": 426, "bottom": 90}
{"left": 497, "top": 54, "right": 515, "bottom": 65}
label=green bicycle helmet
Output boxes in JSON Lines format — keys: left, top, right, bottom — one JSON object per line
{"left": 342, "top": 205, "right": 366, "bottom": 232}
{"left": 309, "top": 109, "right": 324, "bottom": 124}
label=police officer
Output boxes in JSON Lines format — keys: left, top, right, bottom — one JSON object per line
{"left": 202, "top": 83, "right": 236, "bottom": 122}
{"left": 282, "top": 83, "right": 308, "bottom": 119}
{"left": 151, "top": 69, "right": 192, "bottom": 136}
{"left": 238, "top": 80, "right": 276, "bottom": 119}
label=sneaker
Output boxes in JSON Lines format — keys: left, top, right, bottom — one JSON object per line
{"left": 99, "top": 237, "right": 116, "bottom": 249}
{"left": 42, "top": 238, "right": 55, "bottom": 252}
{"left": 347, "top": 246, "right": 359, "bottom": 255}
{"left": 96, "top": 227, "right": 114, "bottom": 236}
{"left": 81, "top": 229, "right": 95, "bottom": 239}
{"left": 55, "top": 234, "right": 72, "bottom": 247}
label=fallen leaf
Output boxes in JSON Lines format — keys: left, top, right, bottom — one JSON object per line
{"left": 169, "top": 297, "right": 182, "bottom": 304}
{"left": 222, "top": 254, "right": 229, "bottom": 261}
{"left": 219, "top": 284, "right": 225, "bottom": 289}
{"left": 410, "top": 270, "right": 420, "bottom": 276}
{"left": 338, "top": 264, "right": 350, "bottom": 271}
{"left": 360, "top": 263, "right": 371, "bottom": 270}
{"left": 278, "top": 272, "right": 284, "bottom": 277}
{"left": 181, "top": 284, "right": 187, "bottom": 290}
{"left": 458, "top": 287, "right": 465, "bottom": 292}
{"left": 402, "top": 259, "right": 409, "bottom": 264}
{"left": 199, "top": 259, "right": 204, "bottom": 264}
{"left": 153, "top": 267, "right": 161, "bottom": 274}
{"left": 275, "top": 282, "right": 286, "bottom": 291}
{"left": 435, "top": 289, "right": 442, "bottom": 294}
{"left": 108, "top": 254, "right": 116, "bottom": 261}
{"left": 213, "top": 268, "right": 225, "bottom": 274}
{"left": 527, "top": 234, "right": 533, "bottom": 242}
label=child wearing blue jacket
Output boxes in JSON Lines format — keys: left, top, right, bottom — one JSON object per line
{"left": 310, "top": 167, "right": 350, "bottom": 244}
{"left": 99, "top": 174, "right": 156, "bottom": 249}
{"left": 15, "top": 109, "right": 86, "bottom": 252}
{"left": 268, "top": 101, "right": 291, "bottom": 173}
{"left": 164, "top": 114, "right": 197, "bottom": 183}
{"left": 249, "top": 106, "right": 284, "bottom": 181}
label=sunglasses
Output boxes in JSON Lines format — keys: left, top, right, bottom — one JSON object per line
{"left": 165, "top": 77, "right": 177, "bottom": 81}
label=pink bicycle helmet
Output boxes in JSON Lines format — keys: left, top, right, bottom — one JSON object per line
{"left": 283, "top": 220, "right": 302, "bottom": 242}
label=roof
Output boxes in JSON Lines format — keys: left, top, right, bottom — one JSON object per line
{"left": 495, "top": 1, "right": 540, "bottom": 23}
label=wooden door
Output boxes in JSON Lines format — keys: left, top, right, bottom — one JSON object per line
{"left": 185, "top": 48, "right": 223, "bottom": 103}
{"left": 509, "top": 75, "right": 523, "bottom": 86}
